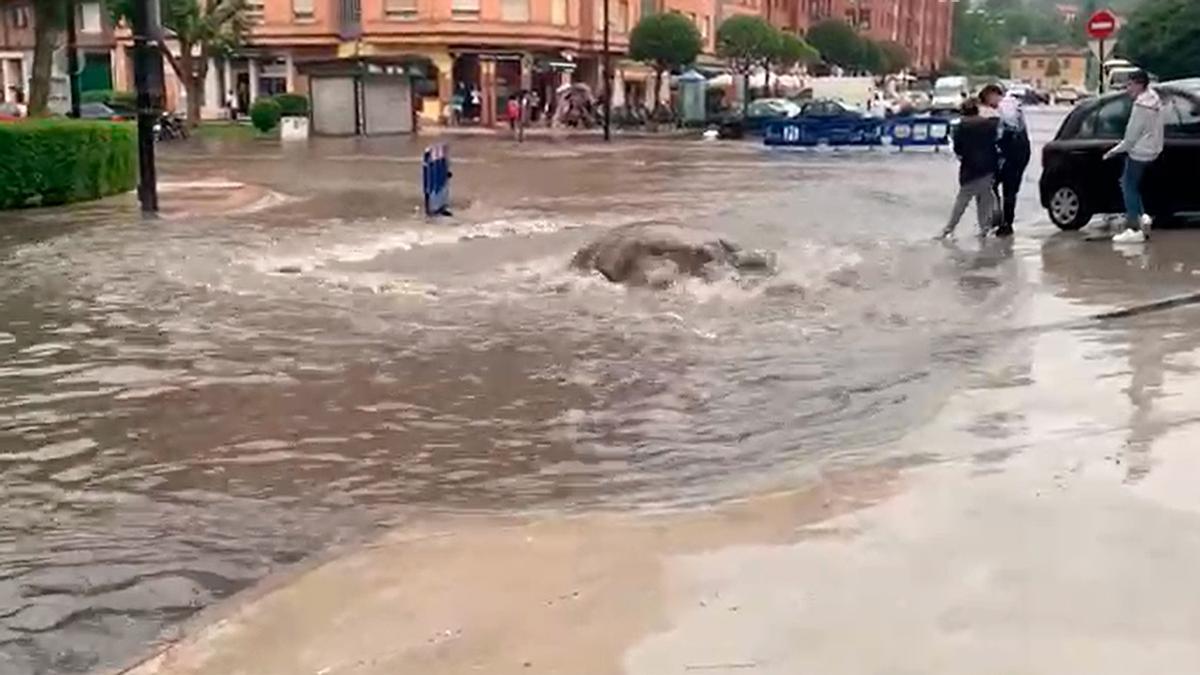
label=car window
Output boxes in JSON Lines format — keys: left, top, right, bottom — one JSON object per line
{"left": 747, "top": 100, "right": 772, "bottom": 117}
{"left": 1162, "top": 92, "right": 1200, "bottom": 137}
{"left": 1078, "top": 96, "right": 1132, "bottom": 139}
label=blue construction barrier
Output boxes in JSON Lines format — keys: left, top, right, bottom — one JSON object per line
{"left": 422, "top": 143, "right": 452, "bottom": 216}
{"left": 764, "top": 116, "right": 952, "bottom": 149}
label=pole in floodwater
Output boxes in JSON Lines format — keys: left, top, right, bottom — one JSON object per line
{"left": 65, "top": 0, "right": 80, "bottom": 118}
{"left": 131, "top": 0, "right": 162, "bottom": 214}
{"left": 602, "top": 0, "right": 611, "bottom": 142}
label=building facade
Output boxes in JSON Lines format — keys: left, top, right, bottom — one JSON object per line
{"left": 1009, "top": 44, "right": 1088, "bottom": 92}
{"left": 5, "top": 0, "right": 952, "bottom": 122}
{"left": 114, "top": 0, "right": 725, "bottom": 125}
{"left": 2, "top": 0, "right": 119, "bottom": 108}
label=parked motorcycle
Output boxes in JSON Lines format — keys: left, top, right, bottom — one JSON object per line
{"left": 154, "top": 113, "right": 188, "bottom": 142}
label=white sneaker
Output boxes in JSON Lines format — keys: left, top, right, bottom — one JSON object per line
{"left": 1140, "top": 214, "right": 1153, "bottom": 238}
{"left": 1112, "top": 228, "right": 1147, "bottom": 244}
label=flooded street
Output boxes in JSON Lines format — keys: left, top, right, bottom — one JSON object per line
{"left": 6, "top": 111, "right": 1200, "bottom": 674}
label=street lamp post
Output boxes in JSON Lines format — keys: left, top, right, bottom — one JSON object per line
{"left": 131, "top": 0, "right": 162, "bottom": 213}
{"left": 602, "top": 0, "right": 611, "bottom": 142}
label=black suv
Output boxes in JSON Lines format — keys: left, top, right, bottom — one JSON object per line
{"left": 1040, "top": 79, "right": 1200, "bottom": 230}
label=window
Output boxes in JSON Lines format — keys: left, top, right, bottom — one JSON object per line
{"left": 1163, "top": 93, "right": 1200, "bottom": 137}
{"left": 1078, "top": 96, "right": 1133, "bottom": 139}
{"left": 293, "top": 0, "right": 315, "bottom": 19}
{"left": 79, "top": 2, "right": 102, "bottom": 33}
{"left": 1021, "top": 59, "right": 1029, "bottom": 69}
{"left": 452, "top": 0, "right": 480, "bottom": 19}
{"left": 501, "top": 0, "right": 528, "bottom": 21}
{"left": 551, "top": 0, "right": 566, "bottom": 25}
{"left": 616, "top": 0, "right": 629, "bottom": 31}
{"left": 10, "top": 5, "right": 29, "bottom": 28}
{"left": 384, "top": 0, "right": 416, "bottom": 18}
{"left": 860, "top": 10, "right": 871, "bottom": 29}
{"left": 245, "top": 0, "right": 265, "bottom": 24}
{"left": 1036, "top": 58, "right": 1045, "bottom": 68}
{"left": 702, "top": 15, "right": 710, "bottom": 39}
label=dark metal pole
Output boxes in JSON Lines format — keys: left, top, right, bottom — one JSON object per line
{"left": 602, "top": 0, "right": 611, "bottom": 142}
{"left": 1098, "top": 39, "right": 1106, "bottom": 94}
{"left": 131, "top": 0, "right": 161, "bottom": 213}
{"left": 65, "top": 0, "right": 80, "bottom": 117}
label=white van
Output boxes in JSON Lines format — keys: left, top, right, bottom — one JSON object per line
{"left": 1104, "top": 59, "right": 1139, "bottom": 91}
{"left": 931, "top": 76, "right": 970, "bottom": 113}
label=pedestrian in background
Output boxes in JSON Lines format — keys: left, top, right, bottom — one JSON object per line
{"left": 981, "top": 83, "right": 1031, "bottom": 237}
{"left": 1105, "top": 70, "right": 1164, "bottom": 244}
{"left": 941, "top": 98, "right": 1000, "bottom": 239}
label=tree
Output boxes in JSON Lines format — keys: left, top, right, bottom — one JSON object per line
{"left": 807, "top": 19, "right": 862, "bottom": 71}
{"left": 877, "top": 40, "right": 911, "bottom": 74}
{"left": 1118, "top": 0, "right": 1200, "bottom": 81}
{"left": 629, "top": 12, "right": 703, "bottom": 114}
{"left": 1045, "top": 57, "right": 1062, "bottom": 79}
{"left": 29, "top": 0, "right": 68, "bottom": 116}
{"left": 111, "top": 0, "right": 250, "bottom": 127}
{"left": 857, "top": 39, "right": 885, "bottom": 74}
{"left": 716, "top": 15, "right": 778, "bottom": 115}
{"left": 770, "top": 32, "right": 818, "bottom": 94}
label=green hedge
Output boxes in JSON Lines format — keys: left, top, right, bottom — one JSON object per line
{"left": 250, "top": 98, "right": 282, "bottom": 133}
{"left": 272, "top": 93, "right": 309, "bottom": 117}
{"left": 0, "top": 120, "right": 138, "bottom": 210}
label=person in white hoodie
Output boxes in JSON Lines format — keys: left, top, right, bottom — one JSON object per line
{"left": 1104, "top": 70, "right": 1164, "bottom": 244}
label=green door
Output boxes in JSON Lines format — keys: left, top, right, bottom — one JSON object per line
{"left": 79, "top": 52, "right": 113, "bottom": 92}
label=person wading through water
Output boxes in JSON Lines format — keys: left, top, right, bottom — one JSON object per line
{"left": 1105, "top": 70, "right": 1165, "bottom": 244}
{"left": 980, "top": 83, "right": 1030, "bottom": 237}
{"left": 940, "top": 98, "right": 1001, "bottom": 239}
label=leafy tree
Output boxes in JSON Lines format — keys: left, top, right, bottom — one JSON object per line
{"left": 1045, "top": 57, "right": 1062, "bottom": 79}
{"left": 28, "top": 0, "right": 68, "bottom": 115}
{"left": 769, "top": 32, "right": 818, "bottom": 95}
{"left": 629, "top": 12, "right": 703, "bottom": 114}
{"left": 1118, "top": 0, "right": 1200, "bottom": 81}
{"left": 970, "top": 57, "right": 1009, "bottom": 78}
{"left": 111, "top": 0, "right": 250, "bottom": 127}
{"left": 807, "top": 19, "right": 862, "bottom": 71}
{"left": 716, "top": 15, "right": 778, "bottom": 115}
{"left": 877, "top": 40, "right": 911, "bottom": 74}
{"left": 773, "top": 32, "right": 819, "bottom": 71}
{"left": 857, "top": 39, "right": 885, "bottom": 74}
{"left": 942, "top": 56, "right": 970, "bottom": 76}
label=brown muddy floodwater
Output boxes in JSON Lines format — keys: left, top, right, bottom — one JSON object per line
{"left": 0, "top": 119, "right": 1066, "bottom": 674}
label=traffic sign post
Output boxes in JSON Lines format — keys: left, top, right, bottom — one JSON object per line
{"left": 1087, "top": 8, "right": 1119, "bottom": 93}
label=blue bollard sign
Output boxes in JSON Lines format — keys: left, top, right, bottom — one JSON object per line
{"left": 764, "top": 116, "right": 952, "bottom": 150}
{"left": 422, "top": 143, "right": 452, "bottom": 216}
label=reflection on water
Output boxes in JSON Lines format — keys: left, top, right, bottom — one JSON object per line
{"left": 0, "top": 136, "right": 1029, "bottom": 673}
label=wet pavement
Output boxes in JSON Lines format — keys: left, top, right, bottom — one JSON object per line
{"left": 5, "top": 110, "right": 1200, "bottom": 674}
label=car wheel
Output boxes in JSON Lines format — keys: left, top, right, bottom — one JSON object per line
{"left": 1048, "top": 184, "right": 1091, "bottom": 231}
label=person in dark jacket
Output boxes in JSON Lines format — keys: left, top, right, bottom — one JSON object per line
{"left": 981, "top": 84, "right": 1031, "bottom": 237}
{"left": 941, "top": 98, "right": 1000, "bottom": 238}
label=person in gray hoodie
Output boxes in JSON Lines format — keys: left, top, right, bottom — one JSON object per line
{"left": 1104, "top": 70, "right": 1164, "bottom": 244}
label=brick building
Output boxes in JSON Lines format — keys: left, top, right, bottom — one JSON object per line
{"left": 1, "top": 0, "right": 120, "bottom": 108}
{"left": 4, "top": 0, "right": 952, "bottom": 122}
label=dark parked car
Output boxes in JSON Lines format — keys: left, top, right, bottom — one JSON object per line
{"left": 1040, "top": 80, "right": 1200, "bottom": 230}
{"left": 79, "top": 102, "right": 126, "bottom": 121}
{"left": 717, "top": 98, "right": 802, "bottom": 138}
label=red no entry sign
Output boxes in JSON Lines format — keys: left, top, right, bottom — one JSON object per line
{"left": 1087, "top": 9, "right": 1118, "bottom": 40}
